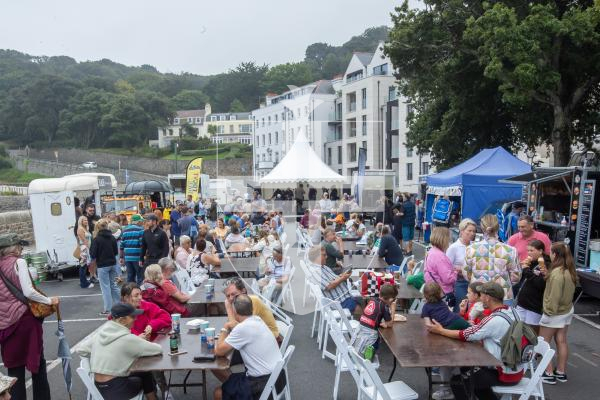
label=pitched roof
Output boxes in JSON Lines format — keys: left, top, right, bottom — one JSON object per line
{"left": 176, "top": 109, "right": 205, "bottom": 118}
{"left": 353, "top": 52, "right": 373, "bottom": 66}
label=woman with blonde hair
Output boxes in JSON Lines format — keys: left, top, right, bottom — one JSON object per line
{"left": 140, "top": 264, "right": 190, "bottom": 316}
{"left": 424, "top": 227, "right": 456, "bottom": 307}
{"left": 539, "top": 242, "right": 577, "bottom": 384}
{"left": 76, "top": 216, "right": 94, "bottom": 289}
{"left": 446, "top": 218, "right": 477, "bottom": 311}
{"left": 463, "top": 214, "right": 520, "bottom": 302}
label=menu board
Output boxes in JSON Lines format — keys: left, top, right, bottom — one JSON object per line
{"left": 575, "top": 180, "right": 595, "bottom": 267}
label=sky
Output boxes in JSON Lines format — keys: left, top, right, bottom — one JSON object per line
{"left": 0, "top": 0, "right": 415, "bottom": 76}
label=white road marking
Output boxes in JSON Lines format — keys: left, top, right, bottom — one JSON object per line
{"left": 25, "top": 326, "right": 101, "bottom": 390}
{"left": 573, "top": 314, "right": 600, "bottom": 330}
{"left": 567, "top": 361, "right": 578, "bottom": 369}
{"left": 57, "top": 294, "right": 102, "bottom": 298}
{"left": 572, "top": 353, "right": 599, "bottom": 367}
{"left": 43, "top": 318, "right": 106, "bottom": 324}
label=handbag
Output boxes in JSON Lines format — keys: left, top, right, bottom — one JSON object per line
{"left": 73, "top": 245, "right": 81, "bottom": 260}
{"left": 0, "top": 263, "right": 56, "bottom": 319}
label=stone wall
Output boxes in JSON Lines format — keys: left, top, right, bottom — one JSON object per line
{"left": 12, "top": 157, "right": 164, "bottom": 189}
{"left": 0, "top": 195, "right": 29, "bottom": 212}
{"left": 0, "top": 210, "right": 33, "bottom": 243}
{"left": 21, "top": 148, "right": 252, "bottom": 177}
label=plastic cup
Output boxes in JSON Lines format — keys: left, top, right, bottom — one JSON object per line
{"left": 171, "top": 313, "right": 181, "bottom": 334}
{"left": 199, "top": 321, "right": 210, "bottom": 342}
{"left": 206, "top": 327, "right": 216, "bottom": 349}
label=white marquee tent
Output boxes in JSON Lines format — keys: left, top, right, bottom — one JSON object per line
{"left": 259, "top": 130, "right": 347, "bottom": 186}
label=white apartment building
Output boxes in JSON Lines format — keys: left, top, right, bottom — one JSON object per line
{"left": 323, "top": 42, "right": 434, "bottom": 193}
{"left": 251, "top": 81, "right": 337, "bottom": 180}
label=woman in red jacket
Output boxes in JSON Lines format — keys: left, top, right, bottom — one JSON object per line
{"left": 120, "top": 282, "right": 171, "bottom": 341}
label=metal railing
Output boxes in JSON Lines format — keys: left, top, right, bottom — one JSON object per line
{"left": 0, "top": 185, "right": 28, "bottom": 195}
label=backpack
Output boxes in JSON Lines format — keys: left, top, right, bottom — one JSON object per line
{"left": 432, "top": 198, "right": 452, "bottom": 224}
{"left": 494, "top": 308, "right": 538, "bottom": 370}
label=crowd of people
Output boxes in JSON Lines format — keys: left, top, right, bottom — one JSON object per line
{"left": 0, "top": 184, "right": 582, "bottom": 400}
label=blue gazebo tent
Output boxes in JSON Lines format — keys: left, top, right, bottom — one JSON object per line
{"left": 425, "top": 147, "right": 531, "bottom": 222}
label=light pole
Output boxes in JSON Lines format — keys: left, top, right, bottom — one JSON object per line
{"left": 174, "top": 141, "right": 179, "bottom": 173}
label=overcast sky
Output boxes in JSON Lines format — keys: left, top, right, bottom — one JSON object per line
{"left": 0, "top": 0, "right": 417, "bottom": 76}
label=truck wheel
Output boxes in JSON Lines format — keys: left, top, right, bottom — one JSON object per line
{"left": 58, "top": 272, "right": 64, "bottom": 282}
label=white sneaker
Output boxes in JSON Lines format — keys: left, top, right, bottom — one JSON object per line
{"left": 86, "top": 283, "right": 95, "bottom": 289}
{"left": 164, "top": 390, "right": 175, "bottom": 400}
{"left": 432, "top": 387, "right": 454, "bottom": 400}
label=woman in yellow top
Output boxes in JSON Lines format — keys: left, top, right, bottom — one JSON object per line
{"left": 539, "top": 242, "right": 577, "bottom": 385}
{"left": 213, "top": 217, "right": 229, "bottom": 240}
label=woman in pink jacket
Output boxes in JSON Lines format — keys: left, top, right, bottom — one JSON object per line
{"left": 424, "top": 227, "right": 457, "bottom": 307}
{"left": 119, "top": 282, "right": 171, "bottom": 342}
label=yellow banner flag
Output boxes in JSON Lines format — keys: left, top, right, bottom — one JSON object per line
{"left": 185, "top": 157, "right": 203, "bottom": 202}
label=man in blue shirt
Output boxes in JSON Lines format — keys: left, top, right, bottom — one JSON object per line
{"left": 119, "top": 214, "right": 145, "bottom": 285}
{"left": 402, "top": 194, "right": 416, "bottom": 256}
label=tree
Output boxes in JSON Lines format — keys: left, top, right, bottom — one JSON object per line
{"left": 203, "top": 62, "right": 268, "bottom": 111}
{"left": 180, "top": 122, "right": 199, "bottom": 138}
{"left": 385, "top": 1, "right": 556, "bottom": 169}
{"left": 229, "top": 98, "right": 246, "bottom": 112}
{"left": 170, "top": 89, "right": 209, "bottom": 110}
{"left": 207, "top": 124, "right": 218, "bottom": 135}
{"left": 99, "top": 95, "right": 150, "bottom": 147}
{"left": 261, "top": 62, "right": 314, "bottom": 94}
{"left": 464, "top": 1, "right": 600, "bottom": 166}
{"left": 58, "top": 87, "right": 114, "bottom": 148}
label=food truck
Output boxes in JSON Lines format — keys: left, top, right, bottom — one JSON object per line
{"left": 28, "top": 173, "right": 118, "bottom": 277}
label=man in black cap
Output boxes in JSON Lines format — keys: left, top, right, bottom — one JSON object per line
{"left": 426, "top": 282, "right": 524, "bottom": 400}
{"left": 140, "top": 214, "right": 170, "bottom": 269}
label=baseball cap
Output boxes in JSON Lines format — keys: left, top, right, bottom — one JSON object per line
{"left": 0, "top": 233, "right": 29, "bottom": 248}
{"left": 144, "top": 214, "right": 158, "bottom": 222}
{"left": 477, "top": 282, "right": 505, "bottom": 301}
{"left": 110, "top": 303, "right": 143, "bottom": 319}
{"left": 130, "top": 214, "right": 143, "bottom": 222}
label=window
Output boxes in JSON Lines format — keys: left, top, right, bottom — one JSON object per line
{"left": 406, "top": 104, "right": 415, "bottom": 121}
{"left": 268, "top": 133, "right": 272, "bottom": 145}
{"left": 168, "top": 129, "right": 173, "bottom": 136}
{"left": 188, "top": 117, "right": 193, "bottom": 123}
{"left": 361, "top": 88, "right": 367, "bottom": 109}
{"left": 407, "top": 147, "right": 413, "bottom": 157}
{"left": 348, "top": 143, "right": 357, "bottom": 162}
{"left": 217, "top": 125, "right": 225, "bottom": 134}
{"left": 229, "top": 125, "right": 234, "bottom": 133}
{"left": 275, "top": 132, "right": 279, "bottom": 144}
{"left": 348, "top": 118, "right": 357, "bottom": 137}
{"left": 275, "top": 152, "right": 279, "bottom": 163}
{"left": 268, "top": 116, "right": 271, "bottom": 125}
{"left": 255, "top": 120, "right": 259, "bottom": 128}
{"left": 388, "top": 86, "right": 397, "bottom": 102}
{"left": 282, "top": 112, "right": 285, "bottom": 121}
{"left": 219, "top": 115, "right": 226, "bottom": 121}
{"left": 422, "top": 161, "right": 430, "bottom": 175}
{"left": 174, "top": 118, "right": 180, "bottom": 124}
{"left": 268, "top": 152, "right": 272, "bottom": 161}
{"left": 230, "top": 115, "right": 237, "bottom": 121}
{"left": 275, "top": 114, "right": 278, "bottom": 123}
{"left": 211, "top": 116, "right": 217, "bottom": 122}
{"left": 337, "top": 146, "right": 342, "bottom": 164}
{"left": 297, "top": 108, "right": 301, "bottom": 118}
{"left": 361, "top": 115, "right": 367, "bottom": 135}
{"left": 262, "top": 154, "right": 266, "bottom": 161}
{"left": 328, "top": 148, "right": 332, "bottom": 165}
{"left": 346, "top": 70, "right": 363, "bottom": 83}
{"left": 373, "top": 63, "right": 388, "bottom": 76}
{"left": 262, "top": 135, "right": 265, "bottom": 146}
{"left": 347, "top": 92, "right": 357, "bottom": 112}
{"left": 304, "top": 106, "right": 309, "bottom": 115}
{"left": 362, "top": 141, "right": 367, "bottom": 151}
{"left": 290, "top": 127, "right": 294, "bottom": 142}
{"left": 261, "top": 118, "right": 265, "bottom": 127}
{"left": 195, "top": 117, "right": 202, "bottom": 123}
{"left": 240, "top": 124, "right": 252, "bottom": 133}
{"left": 255, "top": 134, "right": 259, "bottom": 145}
{"left": 406, "top": 163, "right": 413, "bottom": 181}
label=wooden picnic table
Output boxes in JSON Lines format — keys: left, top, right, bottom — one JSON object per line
{"left": 343, "top": 254, "right": 388, "bottom": 270}
{"left": 188, "top": 278, "right": 255, "bottom": 316}
{"left": 340, "top": 240, "right": 368, "bottom": 253}
{"left": 379, "top": 315, "right": 499, "bottom": 399}
{"left": 396, "top": 277, "right": 423, "bottom": 300}
{"left": 213, "top": 257, "right": 259, "bottom": 278}
{"left": 130, "top": 316, "right": 231, "bottom": 400}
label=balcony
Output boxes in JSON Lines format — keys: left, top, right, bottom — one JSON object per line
{"left": 348, "top": 103, "right": 356, "bottom": 113}
{"left": 257, "top": 161, "right": 274, "bottom": 169}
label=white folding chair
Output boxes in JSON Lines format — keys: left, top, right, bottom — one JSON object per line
{"left": 321, "top": 301, "right": 360, "bottom": 362}
{"left": 348, "top": 348, "right": 418, "bottom": 400}
{"left": 279, "top": 265, "right": 297, "bottom": 313}
{"left": 77, "top": 357, "right": 143, "bottom": 400}
{"left": 412, "top": 260, "right": 424, "bottom": 275}
{"left": 280, "top": 232, "right": 287, "bottom": 244}
{"left": 492, "top": 337, "right": 555, "bottom": 400}
{"left": 299, "top": 260, "right": 315, "bottom": 307}
{"left": 258, "top": 345, "right": 295, "bottom": 400}
{"left": 276, "top": 321, "right": 294, "bottom": 354}
{"left": 329, "top": 327, "right": 363, "bottom": 400}
{"left": 398, "top": 255, "right": 414, "bottom": 277}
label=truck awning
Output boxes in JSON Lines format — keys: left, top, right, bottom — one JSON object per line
{"left": 498, "top": 167, "right": 577, "bottom": 185}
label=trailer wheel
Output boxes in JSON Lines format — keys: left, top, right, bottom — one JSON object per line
{"left": 57, "top": 272, "right": 64, "bottom": 282}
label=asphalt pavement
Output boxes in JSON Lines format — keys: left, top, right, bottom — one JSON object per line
{"left": 2, "top": 226, "right": 600, "bottom": 399}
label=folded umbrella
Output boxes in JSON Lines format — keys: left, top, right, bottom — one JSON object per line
{"left": 55, "top": 307, "right": 72, "bottom": 400}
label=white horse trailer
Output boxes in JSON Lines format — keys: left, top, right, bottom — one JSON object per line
{"left": 28, "top": 173, "right": 117, "bottom": 278}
